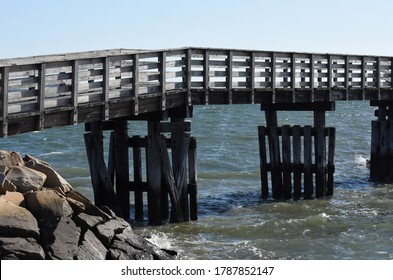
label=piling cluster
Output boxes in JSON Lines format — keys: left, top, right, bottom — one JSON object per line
{"left": 0, "top": 150, "right": 176, "bottom": 260}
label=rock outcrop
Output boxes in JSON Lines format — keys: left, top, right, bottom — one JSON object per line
{"left": 0, "top": 150, "right": 176, "bottom": 260}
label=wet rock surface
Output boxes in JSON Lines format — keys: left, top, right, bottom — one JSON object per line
{"left": 0, "top": 150, "right": 176, "bottom": 260}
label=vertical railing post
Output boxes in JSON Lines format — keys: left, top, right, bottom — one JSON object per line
{"left": 103, "top": 57, "right": 110, "bottom": 120}
{"left": 361, "top": 56, "right": 366, "bottom": 100}
{"left": 71, "top": 60, "right": 79, "bottom": 125}
{"left": 377, "top": 57, "right": 381, "bottom": 100}
{"left": 37, "top": 63, "right": 46, "bottom": 131}
{"left": 203, "top": 49, "right": 209, "bottom": 104}
{"left": 291, "top": 53, "right": 296, "bottom": 102}
{"left": 133, "top": 54, "right": 139, "bottom": 115}
{"left": 250, "top": 52, "right": 255, "bottom": 104}
{"left": 186, "top": 49, "right": 192, "bottom": 105}
{"left": 0, "top": 67, "right": 9, "bottom": 137}
{"left": 271, "top": 52, "right": 276, "bottom": 102}
{"left": 310, "top": 54, "right": 315, "bottom": 102}
{"left": 227, "top": 50, "right": 233, "bottom": 104}
{"left": 160, "top": 51, "right": 167, "bottom": 110}
{"left": 345, "top": 56, "right": 349, "bottom": 100}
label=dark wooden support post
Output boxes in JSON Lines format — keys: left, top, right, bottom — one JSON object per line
{"left": 114, "top": 120, "right": 130, "bottom": 220}
{"left": 84, "top": 121, "right": 122, "bottom": 217}
{"left": 314, "top": 110, "right": 326, "bottom": 198}
{"left": 147, "top": 121, "right": 163, "bottom": 225}
{"left": 370, "top": 101, "right": 393, "bottom": 182}
{"left": 260, "top": 102, "right": 335, "bottom": 200}
{"left": 265, "top": 109, "right": 282, "bottom": 199}
{"left": 170, "top": 117, "right": 190, "bottom": 222}
{"left": 258, "top": 126, "right": 269, "bottom": 198}
{"left": 188, "top": 137, "right": 198, "bottom": 220}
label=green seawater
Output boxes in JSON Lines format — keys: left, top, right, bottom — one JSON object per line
{"left": 2, "top": 102, "right": 393, "bottom": 259}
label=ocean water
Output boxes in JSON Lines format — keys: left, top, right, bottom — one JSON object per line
{"left": 2, "top": 101, "right": 393, "bottom": 259}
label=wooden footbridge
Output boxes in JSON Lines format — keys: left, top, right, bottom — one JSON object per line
{"left": 1, "top": 47, "right": 393, "bottom": 224}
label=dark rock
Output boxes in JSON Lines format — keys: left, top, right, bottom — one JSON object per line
{"left": 65, "top": 196, "right": 85, "bottom": 214}
{"left": 24, "top": 155, "right": 73, "bottom": 193}
{"left": 0, "top": 197, "right": 39, "bottom": 239}
{"left": 6, "top": 166, "right": 46, "bottom": 193}
{"left": 74, "top": 212, "right": 103, "bottom": 231}
{"left": 25, "top": 189, "right": 73, "bottom": 222}
{"left": 42, "top": 217, "right": 81, "bottom": 260}
{"left": 66, "top": 191, "right": 109, "bottom": 219}
{"left": 0, "top": 237, "right": 45, "bottom": 260}
{"left": 77, "top": 230, "right": 107, "bottom": 260}
{"left": 113, "top": 227, "right": 174, "bottom": 260}
{"left": 95, "top": 219, "right": 130, "bottom": 247}
{"left": 109, "top": 238, "right": 153, "bottom": 260}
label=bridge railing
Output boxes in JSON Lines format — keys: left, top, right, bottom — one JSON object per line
{"left": 1, "top": 47, "right": 393, "bottom": 136}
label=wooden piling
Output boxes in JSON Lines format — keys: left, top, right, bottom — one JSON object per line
{"left": 147, "top": 121, "right": 163, "bottom": 225}
{"left": 84, "top": 121, "right": 122, "bottom": 217}
{"left": 259, "top": 103, "right": 335, "bottom": 200}
{"left": 114, "top": 120, "right": 130, "bottom": 219}
{"left": 265, "top": 109, "right": 282, "bottom": 199}
{"left": 188, "top": 137, "right": 198, "bottom": 220}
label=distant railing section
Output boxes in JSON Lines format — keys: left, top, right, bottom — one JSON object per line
{"left": 1, "top": 47, "right": 393, "bottom": 136}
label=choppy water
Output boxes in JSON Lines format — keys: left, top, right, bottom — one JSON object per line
{"left": 2, "top": 102, "right": 393, "bottom": 259}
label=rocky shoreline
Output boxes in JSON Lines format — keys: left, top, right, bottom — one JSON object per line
{"left": 0, "top": 150, "right": 176, "bottom": 260}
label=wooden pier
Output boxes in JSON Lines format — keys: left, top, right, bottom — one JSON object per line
{"left": 2, "top": 47, "right": 393, "bottom": 224}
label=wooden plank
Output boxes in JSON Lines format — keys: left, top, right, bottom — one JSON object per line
{"left": 188, "top": 137, "right": 198, "bottom": 220}
{"left": 84, "top": 126, "right": 122, "bottom": 217}
{"left": 314, "top": 110, "right": 326, "bottom": 198}
{"left": 157, "top": 134, "right": 184, "bottom": 223}
{"left": 147, "top": 121, "right": 163, "bottom": 225}
{"left": 114, "top": 120, "right": 130, "bottom": 219}
{"left": 132, "top": 136, "right": 144, "bottom": 221}
{"left": 171, "top": 117, "right": 191, "bottom": 222}
{"left": 292, "top": 125, "right": 302, "bottom": 199}
{"left": 258, "top": 126, "right": 269, "bottom": 198}
{"left": 1, "top": 67, "right": 9, "bottom": 137}
{"left": 281, "top": 125, "right": 292, "bottom": 198}
{"left": 265, "top": 109, "right": 282, "bottom": 199}
{"left": 108, "top": 131, "right": 115, "bottom": 186}
{"left": 388, "top": 120, "right": 393, "bottom": 181}
{"left": 379, "top": 120, "right": 389, "bottom": 179}
{"left": 303, "top": 125, "right": 313, "bottom": 199}
{"left": 327, "top": 127, "right": 335, "bottom": 196}
{"left": 370, "top": 120, "right": 380, "bottom": 181}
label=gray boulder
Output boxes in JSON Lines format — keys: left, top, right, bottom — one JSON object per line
{"left": 24, "top": 155, "right": 73, "bottom": 193}
{"left": 0, "top": 237, "right": 45, "bottom": 260}
{"left": 77, "top": 230, "right": 107, "bottom": 260}
{"left": 6, "top": 166, "right": 46, "bottom": 193}
{"left": 0, "top": 197, "right": 40, "bottom": 239}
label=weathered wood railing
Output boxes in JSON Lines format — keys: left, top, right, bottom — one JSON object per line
{"left": 1, "top": 47, "right": 393, "bottom": 137}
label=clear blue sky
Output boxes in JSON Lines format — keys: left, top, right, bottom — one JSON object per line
{"left": 1, "top": 0, "right": 393, "bottom": 58}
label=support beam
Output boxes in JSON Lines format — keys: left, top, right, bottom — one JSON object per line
{"left": 114, "top": 120, "right": 130, "bottom": 219}
{"left": 84, "top": 122, "right": 122, "bottom": 217}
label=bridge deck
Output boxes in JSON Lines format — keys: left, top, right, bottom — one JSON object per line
{"left": 1, "top": 47, "right": 393, "bottom": 136}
